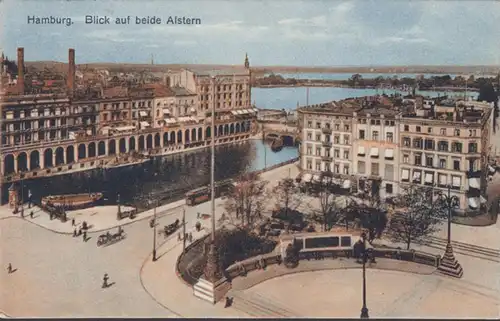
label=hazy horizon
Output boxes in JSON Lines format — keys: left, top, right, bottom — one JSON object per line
{"left": 1, "top": 0, "right": 499, "bottom": 66}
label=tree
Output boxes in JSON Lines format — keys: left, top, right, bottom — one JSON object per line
{"left": 223, "top": 172, "right": 268, "bottom": 229}
{"left": 348, "top": 195, "right": 388, "bottom": 242}
{"left": 478, "top": 81, "right": 498, "bottom": 103}
{"left": 272, "top": 177, "right": 303, "bottom": 219}
{"left": 387, "top": 185, "right": 444, "bottom": 250}
{"left": 313, "top": 181, "right": 345, "bottom": 231}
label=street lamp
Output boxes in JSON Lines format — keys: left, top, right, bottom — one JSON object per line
{"left": 152, "top": 198, "right": 158, "bottom": 262}
{"left": 436, "top": 185, "right": 463, "bottom": 278}
{"left": 359, "top": 232, "right": 372, "bottom": 319}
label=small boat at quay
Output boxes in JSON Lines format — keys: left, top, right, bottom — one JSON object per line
{"left": 41, "top": 192, "right": 104, "bottom": 210}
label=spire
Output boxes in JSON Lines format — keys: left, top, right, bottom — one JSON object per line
{"left": 244, "top": 53, "right": 250, "bottom": 69}
{"left": 151, "top": 53, "right": 154, "bottom": 65}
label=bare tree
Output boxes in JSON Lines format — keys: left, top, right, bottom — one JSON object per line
{"left": 387, "top": 185, "right": 443, "bottom": 250}
{"left": 223, "top": 172, "right": 268, "bottom": 230}
{"left": 312, "top": 182, "right": 345, "bottom": 231}
{"left": 272, "top": 178, "right": 303, "bottom": 218}
{"left": 347, "top": 194, "right": 388, "bottom": 241}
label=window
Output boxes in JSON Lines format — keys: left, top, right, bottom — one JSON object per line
{"left": 451, "top": 142, "right": 462, "bottom": 153}
{"left": 469, "top": 129, "right": 477, "bottom": 137}
{"left": 426, "top": 156, "right": 434, "bottom": 167}
{"left": 404, "top": 125, "right": 409, "bottom": 131}
{"left": 371, "top": 163, "right": 379, "bottom": 176}
{"left": 307, "top": 121, "right": 312, "bottom": 128}
{"left": 343, "top": 166, "right": 349, "bottom": 175}
{"left": 335, "top": 123, "right": 340, "bottom": 131}
{"left": 316, "top": 147, "right": 322, "bottom": 156}
{"left": 334, "top": 164, "right": 340, "bottom": 173}
{"left": 344, "top": 124, "right": 350, "bottom": 131}
{"left": 334, "top": 149, "right": 340, "bottom": 158}
{"left": 424, "top": 139, "right": 435, "bottom": 150}
{"left": 325, "top": 149, "right": 331, "bottom": 157}
{"left": 316, "top": 134, "right": 321, "bottom": 141}
{"left": 307, "top": 160, "right": 312, "bottom": 169}
{"left": 440, "top": 128, "right": 446, "bottom": 135}
{"left": 416, "top": 126, "right": 421, "bottom": 132}
{"left": 372, "top": 131, "right": 379, "bottom": 140}
{"left": 316, "top": 161, "right": 321, "bottom": 171}
{"left": 413, "top": 138, "right": 422, "bottom": 149}
{"left": 468, "top": 143, "right": 477, "bottom": 153}
{"left": 385, "top": 164, "right": 394, "bottom": 180}
{"left": 386, "top": 132, "right": 393, "bottom": 143}
{"left": 343, "top": 150, "right": 349, "bottom": 159}
{"left": 438, "top": 141, "right": 448, "bottom": 152}
{"left": 454, "top": 129, "right": 460, "bottom": 136}
{"left": 359, "top": 130, "right": 365, "bottom": 139}
{"left": 453, "top": 160, "right": 460, "bottom": 171}
{"left": 403, "top": 137, "right": 411, "bottom": 147}
{"left": 325, "top": 134, "right": 331, "bottom": 142}
{"left": 414, "top": 154, "right": 422, "bottom": 166}
{"left": 325, "top": 123, "right": 331, "bottom": 129}
{"left": 358, "top": 161, "right": 366, "bottom": 174}
{"left": 439, "top": 158, "right": 447, "bottom": 169}
{"left": 307, "top": 132, "right": 312, "bottom": 140}
{"left": 316, "top": 122, "right": 321, "bottom": 129}
{"left": 427, "top": 127, "right": 432, "bottom": 134}
{"left": 403, "top": 154, "right": 409, "bottom": 163}
{"left": 306, "top": 147, "right": 312, "bottom": 155}
{"left": 385, "top": 184, "right": 393, "bottom": 194}
{"left": 334, "top": 135, "right": 340, "bottom": 144}
{"left": 370, "top": 119, "right": 376, "bottom": 125}
{"left": 344, "top": 135, "right": 350, "bottom": 145}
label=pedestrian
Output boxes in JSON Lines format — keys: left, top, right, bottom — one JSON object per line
{"left": 188, "top": 232, "right": 193, "bottom": 243}
{"left": 72, "top": 218, "right": 75, "bottom": 226}
{"left": 78, "top": 227, "right": 82, "bottom": 236}
{"left": 30, "top": 211, "right": 34, "bottom": 219}
{"left": 28, "top": 189, "right": 32, "bottom": 208}
{"left": 83, "top": 231, "right": 87, "bottom": 242}
{"left": 177, "top": 232, "right": 181, "bottom": 241}
{"left": 73, "top": 229, "right": 77, "bottom": 237}
{"left": 7, "top": 263, "right": 12, "bottom": 274}
{"left": 197, "top": 212, "right": 200, "bottom": 219}
{"left": 102, "top": 273, "right": 109, "bottom": 288}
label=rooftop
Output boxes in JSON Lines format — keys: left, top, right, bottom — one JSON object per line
{"left": 170, "top": 86, "right": 196, "bottom": 96}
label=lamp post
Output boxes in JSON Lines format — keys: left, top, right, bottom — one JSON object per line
{"left": 436, "top": 185, "right": 463, "bottom": 278}
{"left": 204, "top": 75, "right": 222, "bottom": 282}
{"left": 20, "top": 174, "right": 24, "bottom": 218}
{"left": 152, "top": 198, "right": 158, "bottom": 262}
{"left": 360, "top": 232, "right": 370, "bottom": 319}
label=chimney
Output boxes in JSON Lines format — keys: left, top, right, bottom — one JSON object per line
{"left": 17, "top": 47, "right": 24, "bottom": 94}
{"left": 68, "top": 48, "right": 75, "bottom": 93}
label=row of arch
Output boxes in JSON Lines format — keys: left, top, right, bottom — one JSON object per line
{"left": 3, "top": 121, "right": 252, "bottom": 175}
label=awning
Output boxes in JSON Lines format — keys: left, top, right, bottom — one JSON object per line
{"left": 332, "top": 178, "right": 342, "bottom": 185}
{"left": 468, "top": 197, "right": 478, "bottom": 209}
{"left": 311, "top": 174, "right": 320, "bottom": 182}
{"left": 402, "top": 169, "right": 410, "bottom": 180}
{"left": 253, "top": 108, "right": 259, "bottom": 113}
{"left": 302, "top": 173, "right": 312, "bottom": 182}
{"left": 468, "top": 178, "right": 480, "bottom": 189}
{"left": 190, "top": 107, "right": 196, "bottom": 113}
{"left": 139, "top": 111, "right": 147, "bottom": 117}
{"left": 370, "top": 148, "right": 379, "bottom": 157}
{"left": 438, "top": 174, "right": 447, "bottom": 185}
{"left": 358, "top": 146, "right": 365, "bottom": 155}
{"left": 164, "top": 118, "right": 176, "bottom": 124}
{"left": 140, "top": 121, "right": 150, "bottom": 128}
{"left": 114, "top": 125, "right": 136, "bottom": 131}
{"left": 231, "top": 111, "right": 239, "bottom": 115}
{"left": 162, "top": 108, "right": 171, "bottom": 114}
{"left": 425, "top": 173, "right": 434, "bottom": 183}
{"left": 413, "top": 171, "right": 421, "bottom": 180}
{"left": 342, "top": 180, "right": 352, "bottom": 189}
{"left": 480, "top": 195, "right": 487, "bottom": 204}
{"left": 384, "top": 149, "right": 394, "bottom": 159}
{"left": 452, "top": 176, "right": 461, "bottom": 187}
{"left": 489, "top": 165, "right": 495, "bottom": 173}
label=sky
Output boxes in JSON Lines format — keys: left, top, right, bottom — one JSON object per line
{"left": 1, "top": 0, "right": 499, "bottom": 66}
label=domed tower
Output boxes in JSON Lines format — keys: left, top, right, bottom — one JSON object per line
{"left": 244, "top": 53, "right": 250, "bottom": 69}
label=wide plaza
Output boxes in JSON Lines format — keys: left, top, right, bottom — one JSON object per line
{"left": 1, "top": 163, "right": 499, "bottom": 318}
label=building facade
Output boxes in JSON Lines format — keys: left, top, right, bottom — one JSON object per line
{"left": 297, "top": 96, "right": 494, "bottom": 215}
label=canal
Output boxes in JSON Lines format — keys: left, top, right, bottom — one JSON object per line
{"left": 2, "top": 139, "right": 298, "bottom": 207}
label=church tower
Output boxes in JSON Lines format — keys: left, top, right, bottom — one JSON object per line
{"left": 244, "top": 53, "right": 250, "bottom": 69}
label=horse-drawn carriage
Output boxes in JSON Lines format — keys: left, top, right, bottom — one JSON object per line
{"left": 97, "top": 229, "right": 126, "bottom": 247}
{"left": 160, "top": 219, "right": 180, "bottom": 237}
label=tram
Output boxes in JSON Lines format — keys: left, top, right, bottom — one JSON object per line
{"left": 185, "top": 179, "right": 235, "bottom": 206}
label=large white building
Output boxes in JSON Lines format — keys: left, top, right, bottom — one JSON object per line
{"left": 297, "top": 95, "right": 494, "bottom": 215}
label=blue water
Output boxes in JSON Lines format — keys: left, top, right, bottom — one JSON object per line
{"left": 252, "top": 87, "right": 478, "bottom": 110}
{"left": 267, "top": 73, "right": 496, "bottom": 81}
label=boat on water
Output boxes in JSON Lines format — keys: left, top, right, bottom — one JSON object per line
{"left": 41, "top": 192, "right": 104, "bottom": 210}
{"left": 103, "top": 157, "right": 150, "bottom": 169}
{"left": 271, "top": 138, "right": 284, "bottom": 152}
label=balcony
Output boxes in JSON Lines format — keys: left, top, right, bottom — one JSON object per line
{"left": 322, "top": 141, "right": 332, "bottom": 147}
{"left": 321, "top": 155, "right": 332, "bottom": 161}
{"left": 321, "top": 127, "right": 332, "bottom": 134}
